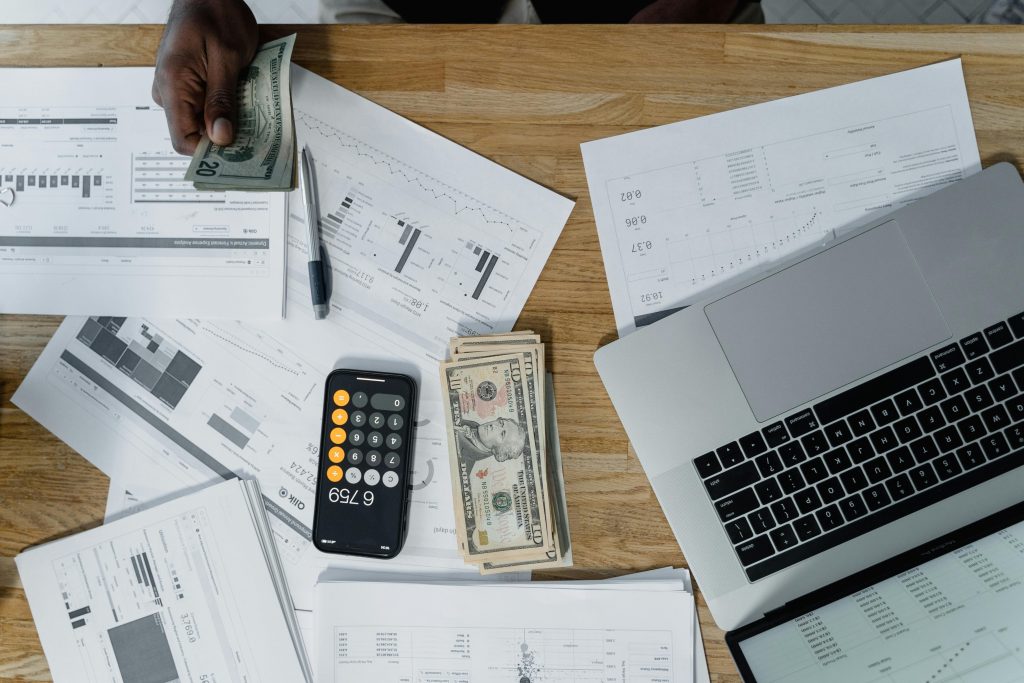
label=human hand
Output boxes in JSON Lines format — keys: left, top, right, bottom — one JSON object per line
{"left": 152, "top": 0, "right": 258, "bottom": 155}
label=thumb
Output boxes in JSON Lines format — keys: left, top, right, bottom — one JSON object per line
{"left": 204, "top": 61, "right": 241, "bottom": 146}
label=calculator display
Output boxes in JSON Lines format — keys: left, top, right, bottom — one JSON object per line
{"left": 311, "top": 369, "right": 416, "bottom": 558}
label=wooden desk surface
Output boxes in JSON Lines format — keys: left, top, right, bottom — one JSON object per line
{"left": 1, "top": 23, "right": 1023, "bottom": 682}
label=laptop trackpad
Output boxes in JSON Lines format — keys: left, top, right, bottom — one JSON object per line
{"left": 705, "top": 220, "right": 950, "bottom": 422}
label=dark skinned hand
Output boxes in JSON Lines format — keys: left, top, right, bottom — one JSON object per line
{"left": 152, "top": 0, "right": 258, "bottom": 155}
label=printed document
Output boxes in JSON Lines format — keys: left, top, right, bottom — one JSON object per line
{"left": 14, "top": 65, "right": 574, "bottom": 610}
{"left": 582, "top": 59, "right": 981, "bottom": 336}
{"left": 16, "top": 480, "right": 312, "bottom": 683}
{"left": 0, "top": 68, "right": 287, "bottom": 318}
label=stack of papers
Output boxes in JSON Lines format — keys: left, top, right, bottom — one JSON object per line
{"left": 16, "top": 480, "right": 314, "bottom": 683}
{"left": 313, "top": 567, "right": 709, "bottom": 682}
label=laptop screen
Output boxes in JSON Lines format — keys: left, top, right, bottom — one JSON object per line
{"left": 729, "top": 507, "right": 1024, "bottom": 682}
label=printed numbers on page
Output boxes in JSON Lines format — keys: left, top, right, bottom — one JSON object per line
{"left": 625, "top": 215, "right": 647, "bottom": 228}
{"left": 632, "top": 240, "right": 654, "bottom": 254}
{"left": 620, "top": 189, "right": 642, "bottom": 202}
{"left": 639, "top": 291, "right": 662, "bottom": 304}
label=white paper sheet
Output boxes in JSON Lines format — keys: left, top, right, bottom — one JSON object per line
{"left": 15, "top": 65, "right": 573, "bottom": 612}
{"left": 582, "top": 59, "right": 981, "bottom": 336}
{"left": 16, "top": 480, "right": 312, "bottom": 683}
{"left": 0, "top": 68, "right": 287, "bottom": 318}
{"left": 314, "top": 579, "right": 696, "bottom": 681}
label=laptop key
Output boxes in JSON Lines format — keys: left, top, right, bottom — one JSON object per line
{"left": 846, "top": 437, "right": 874, "bottom": 464}
{"left": 931, "top": 343, "right": 966, "bottom": 372}
{"left": 982, "top": 404, "right": 1010, "bottom": 432}
{"left": 694, "top": 452, "right": 722, "bottom": 479}
{"left": 725, "top": 517, "right": 754, "bottom": 544}
{"left": 740, "top": 431, "right": 769, "bottom": 458}
{"left": 795, "top": 487, "right": 823, "bottom": 515}
{"left": 956, "top": 415, "right": 987, "bottom": 442}
{"left": 778, "top": 441, "right": 807, "bottom": 467}
{"left": 802, "top": 431, "right": 830, "bottom": 457}
{"left": 917, "top": 406, "right": 945, "bottom": 432}
{"left": 863, "top": 483, "right": 891, "bottom": 511}
{"left": 816, "top": 505, "right": 843, "bottom": 532}
{"left": 960, "top": 332, "right": 988, "bottom": 360}
{"left": 1010, "top": 395, "right": 1024, "bottom": 422}
{"left": 1005, "top": 424, "right": 1024, "bottom": 450}
{"left": 966, "top": 357, "right": 996, "bottom": 385}
{"left": 839, "top": 466, "right": 867, "bottom": 493}
{"left": 824, "top": 448, "right": 852, "bottom": 475}
{"left": 770, "top": 524, "right": 798, "bottom": 552}
{"left": 794, "top": 515, "right": 822, "bottom": 541}
{"left": 800, "top": 457, "right": 829, "bottom": 485}
{"left": 771, "top": 498, "right": 799, "bottom": 524}
{"left": 749, "top": 508, "right": 776, "bottom": 533}
{"left": 785, "top": 409, "right": 820, "bottom": 438}
{"left": 894, "top": 388, "right": 923, "bottom": 416}
{"left": 715, "top": 487, "right": 759, "bottom": 522}
{"left": 989, "top": 375, "right": 1016, "bottom": 402}
{"left": 885, "top": 446, "right": 915, "bottom": 472}
{"left": 992, "top": 338, "right": 1024, "bottom": 374}
{"left": 885, "top": 473, "right": 914, "bottom": 500}
{"left": 918, "top": 378, "right": 947, "bottom": 406}
{"left": 940, "top": 395, "right": 969, "bottom": 423}
{"left": 824, "top": 420, "right": 853, "bottom": 448}
{"left": 777, "top": 469, "right": 805, "bottom": 495}
{"left": 762, "top": 421, "right": 790, "bottom": 448}
{"left": 848, "top": 410, "right": 876, "bottom": 437}
{"left": 910, "top": 463, "right": 938, "bottom": 490}
{"left": 934, "top": 455, "right": 963, "bottom": 480}
{"left": 754, "top": 479, "right": 784, "bottom": 505}
{"left": 871, "top": 399, "right": 900, "bottom": 426}
{"left": 909, "top": 435, "right": 940, "bottom": 463}
{"left": 1016, "top": 368, "right": 1024, "bottom": 392}
{"left": 869, "top": 426, "right": 899, "bottom": 453}
{"left": 864, "top": 456, "right": 892, "bottom": 484}
{"left": 965, "top": 385, "right": 995, "bottom": 412}
{"left": 934, "top": 425, "right": 963, "bottom": 453}
{"left": 893, "top": 416, "right": 922, "bottom": 444}
{"left": 982, "top": 432, "right": 1010, "bottom": 459}
{"left": 704, "top": 461, "right": 758, "bottom": 500}
{"left": 755, "top": 451, "right": 783, "bottom": 478}
{"left": 956, "top": 443, "right": 985, "bottom": 470}
{"left": 839, "top": 494, "right": 868, "bottom": 522}
{"left": 716, "top": 442, "right": 744, "bottom": 468}
{"left": 1010, "top": 311, "right": 1024, "bottom": 338}
{"left": 736, "top": 535, "right": 775, "bottom": 567}
{"left": 940, "top": 367, "right": 969, "bottom": 395}
{"left": 814, "top": 356, "right": 934, "bottom": 426}
{"left": 985, "top": 321, "right": 1014, "bottom": 349}
{"left": 817, "top": 477, "right": 844, "bottom": 504}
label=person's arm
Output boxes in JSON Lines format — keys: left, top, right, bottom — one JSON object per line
{"left": 630, "top": 0, "right": 739, "bottom": 22}
{"left": 152, "top": 0, "right": 259, "bottom": 155}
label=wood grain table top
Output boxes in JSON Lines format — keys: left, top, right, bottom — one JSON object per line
{"left": 1, "top": 23, "right": 1023, "bottom": 682}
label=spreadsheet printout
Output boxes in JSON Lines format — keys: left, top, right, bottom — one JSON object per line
{"left": 739, "top": 517, "right": 1024, "bottom": 683}
{"left": 13, "top": 65, "right": 573, "bottom": 611}
{"left": 581, "top": 59, "right": 980, "bottom": 336}
{"left": 0, "top": 68, "right": 287, "bottom": 318}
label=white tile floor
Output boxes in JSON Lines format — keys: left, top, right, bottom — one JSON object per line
{"left": 0, "top": 0, "right": 1007, "bottom": 23}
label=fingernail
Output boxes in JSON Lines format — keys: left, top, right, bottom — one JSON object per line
{"left": 212, "top": 117, "right": 233, "bottom": 145}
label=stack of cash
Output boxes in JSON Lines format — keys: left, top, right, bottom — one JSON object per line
{"left": 441, "top": 332, "right": 572, "bottom": 574}
{"left": 185, "top": 34, "right": 297, "bottom": 191}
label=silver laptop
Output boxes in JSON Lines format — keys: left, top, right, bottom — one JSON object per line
{"left": 594, "top": 162, "right": 1024, "bottom": 632}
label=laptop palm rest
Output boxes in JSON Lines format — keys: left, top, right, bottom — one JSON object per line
{"left": 705, "top": 220, "right": 951, "bottom": 422}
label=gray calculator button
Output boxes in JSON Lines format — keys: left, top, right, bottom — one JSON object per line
{"left": 363, "top": 469, "right": 380, "bottom": 486}
{"left": 385, "top": 452, "right": 401, "bottom": 469}
{"left": 348, "top": 430, "right": 365, "bottom": 446}
{"left": 345, "top": 467, "right": 362, "bottom": 484}
{"left": 382, "top": 471, "right": 399, "bottom": 488}
{"left": 366, "top": 451, "right": 382, "bottom": 467}
{"left": 386, "top": 433, "right": 402, "bottom": 450}
{"left": 371, "top": 393, "right": 406, "bottom": 411}
{"left": 368, "top": 431, "right": 383, "bottom": 448}
{"left": 352, "top": 391, "right": 369, "bottom": 408}
{"left": 387, "top": 414, "right": 404, "bottom": 431}
{"left": 350, "top": 411, "right": 367, "bottom": 427}
{"left": 369, "top": 412, "right": 385, "bottom": 429}
{"left": 346, "top": 448, "right": 363, "bottom": 465}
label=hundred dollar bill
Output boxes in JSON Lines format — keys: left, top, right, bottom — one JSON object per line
{"left": 185, "top": 34, "right": 297, "bottom": 191}
{"left": 441, "top": 354, "right": 551, "bottom": 563}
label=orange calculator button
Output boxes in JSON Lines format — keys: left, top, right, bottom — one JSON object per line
{"left": 330, "top": 428, "right": 347, "bottom": 444}
{"left": 332, "top": 409, "right": 348, "bottom": 425}
{"left": 333, "top": 390, "right": 350, "bottom": 407}
{"left": 326, "top": 465, "right": 343, "bottom": 482}
{"left": 328, "top": 446, "right": 345, "bottom": 463}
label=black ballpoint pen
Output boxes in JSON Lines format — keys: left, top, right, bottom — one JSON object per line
{"left": 299, "top": 145, "right": 329, "bottom": 319}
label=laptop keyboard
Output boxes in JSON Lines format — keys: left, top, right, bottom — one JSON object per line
{"left": 696, "top": 311, "right": 1024, "bottom": 582}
